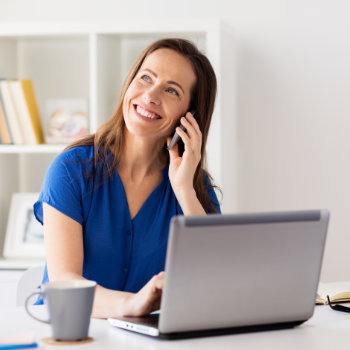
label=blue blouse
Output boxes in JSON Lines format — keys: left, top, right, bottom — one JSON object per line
{"left": 34, "top": 146, "right": 220, "bottom": 303}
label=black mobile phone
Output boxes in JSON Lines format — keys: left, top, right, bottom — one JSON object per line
{"left": 167, "top": 110, "right": 196, "bottom": 150}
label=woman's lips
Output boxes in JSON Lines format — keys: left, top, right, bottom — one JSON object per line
{"left": 134, "top": 104, "right": 162, "bottom": 121}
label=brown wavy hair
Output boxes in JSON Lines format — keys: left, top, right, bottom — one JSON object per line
{"left": 66, "top": 38, "right": 221, "bottom": 213}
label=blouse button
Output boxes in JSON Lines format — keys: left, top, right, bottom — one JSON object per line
{"left": 127, "top": 230, "right": 131, "bottom": 235}
{"left": 123, "top": 267, "right": 128, "bottom": 273}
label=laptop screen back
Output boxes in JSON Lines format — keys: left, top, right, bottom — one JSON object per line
{"left": 159, "top": 210, "right": 329, "bottom": 334}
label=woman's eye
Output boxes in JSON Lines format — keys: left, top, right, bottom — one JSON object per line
{"left": 166, "top": 87, "right": 179, "bottom": 96}
{"left": 141, "top": 75, "right": 151, "bottom": 82}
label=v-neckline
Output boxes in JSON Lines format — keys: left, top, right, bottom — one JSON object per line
{"left": 117, "top": 165, "right": 169, "bottom": 222}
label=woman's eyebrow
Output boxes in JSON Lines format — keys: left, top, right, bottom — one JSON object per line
{"left": 140, "top": 68, "right": 184, "bottom": 94}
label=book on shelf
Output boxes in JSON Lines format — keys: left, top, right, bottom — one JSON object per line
{"left": 0, "top": 79, "right": 24, "bottom": 144}
{"left": 8, "top": 79, "right": 45, "bottom": 144}
{"left": 316, "top": 282, "right": 350, "bottom": 305}
{"left": 0, "top": 99, "right": 12, "bottom": 144}
{"left": 21, "top": 80, "right": 45, "bottom": 144}
{"left": 8, "top": 80, "right": 37, "bottom": 144}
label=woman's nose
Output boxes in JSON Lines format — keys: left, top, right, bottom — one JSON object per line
{"left": 143, "top": 87, "right": 161, "bottom": 105}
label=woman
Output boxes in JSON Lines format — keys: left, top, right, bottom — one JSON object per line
{"left": 34, "top": 38, "right": 221, "bottom": 318}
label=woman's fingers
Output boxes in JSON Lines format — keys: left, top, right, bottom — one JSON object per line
{"left": 176, "top": 121, "right": 201, "bottom": 161}
{"left": 154, "top": 271, "right": 165, "bottom": 290}
{"left": 179, "top": 115, "right": 202, "bottom": 152}
{"left": 167, "top": 112, "right": 202, "bottom": 191}
{"left": 140, "top": 273, "right": 163, "bottom": 314}
{"left": 185, "top": 111, "right": 201, "bottom": 136}
{"left": 167, "top": 111, "right": 201, "bottom": 156}
{"left": 142, "top": 272, "right": 163, "bottom": 296}
{"left": 128, "top": 272, "right": 164, "bottom": 316}
{"left": 167, "top": 137, "right": 181, "bottom": 165}
{"left": 175, "top": 124, "right": 191, "bottom": 149}
{"left": 180, "top": 116, "right": 199, "bottom": 141}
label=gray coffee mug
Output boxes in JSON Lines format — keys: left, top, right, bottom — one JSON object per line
{"left": 25, "top": 280, "right": 96, "bottom": 341}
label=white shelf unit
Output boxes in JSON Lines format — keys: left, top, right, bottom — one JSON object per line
{"left": 0, "top": 20, "right": 236, "bottom": 264}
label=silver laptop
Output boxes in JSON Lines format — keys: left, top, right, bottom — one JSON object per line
{"left": 108, "top": 210, "right": 329, "bottom": 339}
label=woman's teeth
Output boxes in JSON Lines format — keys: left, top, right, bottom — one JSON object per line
{"left": 136, "top": 105, "right": 159, "bottom": 119}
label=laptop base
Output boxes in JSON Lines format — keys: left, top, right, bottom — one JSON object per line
{"left": 157, "top": 320, "right": 305, "bottom": 340}
{"left": 111, "top": 319, "right": 306, "bottom": 340}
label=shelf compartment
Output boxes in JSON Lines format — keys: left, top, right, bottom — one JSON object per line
{"left": 0, "top": 34, "right": 90, "bottom": 136}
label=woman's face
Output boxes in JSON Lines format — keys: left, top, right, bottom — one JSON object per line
{"left": 123, "top": 48, "right": 196, "bottom": 141}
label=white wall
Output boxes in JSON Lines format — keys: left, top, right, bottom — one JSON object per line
{"left": 1, "top": 0, "right": 349, "bottom": 282}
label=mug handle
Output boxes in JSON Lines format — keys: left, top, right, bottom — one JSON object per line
{"left": 24, "top": 291, "right": 50, "bottom": 324}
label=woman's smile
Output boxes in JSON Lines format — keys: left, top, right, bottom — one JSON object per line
{"left": 134, "top": 104, "right": 162, "bottom": 121}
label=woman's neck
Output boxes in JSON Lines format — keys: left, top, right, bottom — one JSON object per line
{"left": 118, "top": 132, "right": 167, "bottom": 181}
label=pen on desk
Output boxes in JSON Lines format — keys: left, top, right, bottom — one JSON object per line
{"left": 0, "top": 342, "right": 39, "bottom": 349}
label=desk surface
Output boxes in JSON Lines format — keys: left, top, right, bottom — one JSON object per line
{"left": 1, "top": 305, "right": 349, "bottom": 349}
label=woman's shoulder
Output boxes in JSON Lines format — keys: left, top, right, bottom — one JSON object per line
{"left": 59, "top": 145, "right": 94, "bottom": 161}
{"left": 50, "top": 145, "right": 95, "bottom": 173}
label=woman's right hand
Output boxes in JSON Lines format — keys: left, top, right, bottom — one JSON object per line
{"left": 122, "top": 272, "right": 165, "bottom": 317}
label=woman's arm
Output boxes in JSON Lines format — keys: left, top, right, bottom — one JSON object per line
{"left": 171, "top": 188, "right": 206, "bottom": 216}
{"left": 43, "top": 203, "right": 164, "bottom": 319}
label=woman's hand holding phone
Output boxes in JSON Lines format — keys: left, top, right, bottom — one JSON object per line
{"left": 167, "top": 111, "right": 202, "bottom": 201}
{"left": 167, "top": 110, "right": 196, "bottom": 151}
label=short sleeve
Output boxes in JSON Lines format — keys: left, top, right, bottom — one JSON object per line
{"left": 203, "top": 173, "right": 221, "bottom": 214}
{"left": 34, "top": 147, "right": 92, "bottom": 226}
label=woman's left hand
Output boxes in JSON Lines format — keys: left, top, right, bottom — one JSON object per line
{"left": 168, "top": 111, "right": 202, "bottom": 196}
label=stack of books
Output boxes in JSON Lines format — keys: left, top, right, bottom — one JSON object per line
{"left": 0, "top": 79, "right": 44, "bottom": 145}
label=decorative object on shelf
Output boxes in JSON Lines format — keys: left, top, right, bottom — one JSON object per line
{"left": 46, "top": 98, "right": 88, "bottom": 144}
{"left": 3, "top": 192, "right": 45, "bottom": 259}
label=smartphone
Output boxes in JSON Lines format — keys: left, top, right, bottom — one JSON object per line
{"left": 167, "top": 110, "right": 196, "bottom": 150}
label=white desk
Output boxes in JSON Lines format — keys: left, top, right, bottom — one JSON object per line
{"left": 1, "top": 305, "right": 349, "bottom": 349}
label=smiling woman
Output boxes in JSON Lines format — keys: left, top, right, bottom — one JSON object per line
{"left": 33, "top": 38, "right": 221, "bottom": 318}
{"left": 123, "top": 50, "right": 195, "bottom": 139}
